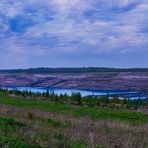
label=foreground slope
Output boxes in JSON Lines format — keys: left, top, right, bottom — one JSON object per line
{"left": 0, "top": 94, "right": 148, "bottom": 148}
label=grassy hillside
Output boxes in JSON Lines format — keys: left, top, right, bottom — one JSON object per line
{"left": 0, "top": 94, "right": 148, "bottom": 148}
{"left": 0, "top": 95, "right": 148, "bottom": 124}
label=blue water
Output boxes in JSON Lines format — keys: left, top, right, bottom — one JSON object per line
{"left": 2, "top": 86, "right": 147, "bottom": 99}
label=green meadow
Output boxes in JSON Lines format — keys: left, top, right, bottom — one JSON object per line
{"left": 0, "top": 94, "right": 148, "bottom": 148}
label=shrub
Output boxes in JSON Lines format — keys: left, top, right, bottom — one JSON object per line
{"left": 27, "top": 112, "right": 33, "bottom": 120}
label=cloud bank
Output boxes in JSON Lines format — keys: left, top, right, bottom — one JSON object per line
{"left": 0, "top": 0, "right": 148, "bottom": 68}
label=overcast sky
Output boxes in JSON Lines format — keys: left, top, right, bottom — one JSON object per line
{"left": 0, "top": 0, "right": 148, "bottom": 69}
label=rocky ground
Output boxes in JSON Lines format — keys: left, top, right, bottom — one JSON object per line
{"left": 0, "top": 72, "right": 148, "bottom": 91}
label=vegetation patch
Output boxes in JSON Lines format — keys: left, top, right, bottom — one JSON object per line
{"left": 0, "top": 136, "right": 36, "bottom": 148}
{"left": 0, "top": 95, "right": 148, "bottom": 124}
{"left": 0, "top": 90, "right": 148, "bottom": 147}
{"left": 0, "top": 117, "right": 26, "bottom": 134}
{"left": 48, "top": 118, "right": 72, "bottom": 128}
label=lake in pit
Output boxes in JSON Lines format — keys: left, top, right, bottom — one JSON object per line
{"left": 2, "top": 87, "right": 148, "bottom": 99}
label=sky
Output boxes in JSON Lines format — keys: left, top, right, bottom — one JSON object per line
{"left": 0, "top": 0, "right": 148, "bottom": 69}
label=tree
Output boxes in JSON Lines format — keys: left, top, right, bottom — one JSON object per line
{"left": 71, "top": 92, "right": 83, "bottom": 106}
{"left": 45, "top": 90, "right": 49, "bottom": 98}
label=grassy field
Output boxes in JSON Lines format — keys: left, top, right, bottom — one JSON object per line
{"left": 0, "top": 94, "right": 148, "bottom": 147}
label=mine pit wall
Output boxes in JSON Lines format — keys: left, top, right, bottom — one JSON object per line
{"left": 0, "top": 72, "right": 148, "bottom": 92}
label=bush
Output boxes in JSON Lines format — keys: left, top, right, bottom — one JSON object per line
{"left": 27, "top": 112, "right": 33, "bottom": 120}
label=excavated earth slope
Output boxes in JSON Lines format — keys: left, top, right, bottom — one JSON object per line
{"left": 0, "top": 72, "right": 148, "bottom": 92}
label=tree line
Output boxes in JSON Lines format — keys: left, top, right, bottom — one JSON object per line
{"left": 1, "top": 67, "right": 148, "bottom": 74}
{"left": 0, "top": 88, "right": 148, "bottom": 110}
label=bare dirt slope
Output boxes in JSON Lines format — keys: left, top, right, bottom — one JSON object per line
{"left": 0, "top": 72, "right": 148, "bottom": 91}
